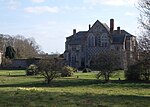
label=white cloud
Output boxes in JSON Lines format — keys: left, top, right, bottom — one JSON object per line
{"left": 8, "top": 0, "right": 21, "bottom": 10}
{"left": 31, "top": 0, "right": 46, "bottom": 3}
{"left": 84, "top": 0, "right": 137, "bottom": 6}
{"left": 61, "top": 6, "right": 88, "bottom": 13}
{"left": 24, "top": 6, "right": 59, "bottom": 14}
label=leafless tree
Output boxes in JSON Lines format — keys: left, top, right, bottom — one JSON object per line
{"left": 138, "top": 0, "right": 150, "bottom": 58}
{"left": 0, "top": 34, "right": 41, "bottom": 58}
{"left": 91, "top": 51, "right": 120, "bottom": 81}
{"left": 13, "top": 35, "right": 40, "bottom": 58}
{"left": 37, "top": 58, "right": 62, "bottom": 84}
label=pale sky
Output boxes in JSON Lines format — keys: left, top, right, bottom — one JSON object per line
{"left": 0, "top": 0, "right": 139, "bottom": 53}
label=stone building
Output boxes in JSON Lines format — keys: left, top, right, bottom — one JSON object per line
{"left": 0, "top": 51, "right": 2, "bottom": 66}
{"left": 64, "top": 19, "right": 138, "bottom": 69}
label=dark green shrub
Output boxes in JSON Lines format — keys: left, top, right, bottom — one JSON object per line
{"left": 61, "top": 66, "right": 74, "bottom": 77}
{"left": 26, "top": 64, "right": 37, "bottom": 76}
{"left": 5, "top": 46, "right": 16, "bottom": 59}
{"left": 125, "top": 64, "right": 141, "bottom": 81}
{"left": 125, "top": 58, "right": 150, "bottom": 81}
{"left": 82, "top": 68, "right": 92, "bottom": 73}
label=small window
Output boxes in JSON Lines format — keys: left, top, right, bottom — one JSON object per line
{"left": 105, "top": 43, "right": 108, "bottom": 47}
{"left": 116, "top": 46, "right": 119, "bottom": 51}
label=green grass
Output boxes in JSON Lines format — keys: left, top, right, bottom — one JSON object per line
{"left": 0, "top": 70, "right": 26, "bottom": 76}
{"left": 0, "top": 70, "right": 150, "bottom": 107}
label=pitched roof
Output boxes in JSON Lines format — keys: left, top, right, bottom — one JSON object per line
{"left": 90, "top": 20, "right": 110, "bottom": 33}
{"left": 67, "top": 31, "right": 87, "bottom": 45}
{"left": 113, "top": 30, "right": 132, "bottom": 36}
{"left": 112, "top": 35, "right": 125, "bottom": 44}
{"left": 102, "top": 23, "right": 110, "bottom": 31}
{"left": 111, "top": 30, "right": 133, "bottom": 44}
{"left": 66, "top": 20, "right": 135, "bottom": 45}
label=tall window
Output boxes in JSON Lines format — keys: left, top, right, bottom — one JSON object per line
{"left": 96, "top": 36, "right": 101, "bottom": 46}
{"left": 101, "top": 33, "right": 109, "bottom": 47}
{"left": 88, "top": 34, "right": 95, "bottom": 47}
{"left": 71, "top": 54, "right": 76, "bottom": 67}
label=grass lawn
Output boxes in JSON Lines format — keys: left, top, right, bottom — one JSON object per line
{"left": 0, "top": 70, "right": 149, "bottom": 107}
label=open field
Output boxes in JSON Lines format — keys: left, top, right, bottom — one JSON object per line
{"left": 0, "top": 70, "right": 150, "bottom": 107}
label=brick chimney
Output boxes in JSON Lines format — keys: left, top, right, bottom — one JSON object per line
{"left": 110, "top": 19, "right": 114, "bottom": 33}
{"left": 89, "top": 24, "right": 91, "bottom": 30}
{"left": 117, "top": 27, "right": 121, "bottom": 34}
{"left": 73, "top": 29, "right": 76, "bottom": 35}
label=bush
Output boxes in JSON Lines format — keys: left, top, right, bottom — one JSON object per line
{"left": 125, "top": 64, "right": 141, "bottom": 81}
{"left": 82, "top": 68, "right": 92, "bottom": 73}
{"left": 26, "top": 64, "right": 37, "bottom": 76}
{"left": 125, "top": 59, "right": 150, "bottom": 81}
{"left": 36, "top": 58, "right": 62, "bottom": 84}
{"left": 61, "top": 66, "right": 75, "bottom": 77}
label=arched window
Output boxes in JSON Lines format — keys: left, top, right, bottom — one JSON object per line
{"left": 88, "top": 34, "right": 95, "bottom": 47}
{"left": 101, "top": 33, "right": 109, "bottom": 47}
{"left": 71, "top": 53, "right": 77, "bottom": 67}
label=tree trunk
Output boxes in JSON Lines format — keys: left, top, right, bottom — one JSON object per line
{"left": 47, "top": 78, "right": 51, "bottom": 84}
{"left": 104, "top": 72, "right": 107, "bottom": 81}
{"left": 104, "top": 71, "right": 110, "bottom": 82}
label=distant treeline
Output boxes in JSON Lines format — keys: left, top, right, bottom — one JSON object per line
{"left": 0, "top": 34, "right": 43, "bottom": 58}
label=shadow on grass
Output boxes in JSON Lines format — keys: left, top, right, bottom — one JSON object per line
{"left": 0, "top": 78, "right": 150, "bottom": 89}
{"left": 0, "top": 75, "right": 26, "bottom": 77}
{"left": 0, "top": 90, "right": 149, "bottom": 107}
{"left": 0, "top": 79, "right": 100, "bottom": 87}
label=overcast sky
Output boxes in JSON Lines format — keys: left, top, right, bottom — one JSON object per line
{"left": 0, "top": 0, "right": 139, "bottom": 53}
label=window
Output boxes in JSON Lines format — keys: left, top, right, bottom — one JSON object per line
{"left": 101, "top": 42, "right": 105, "bottom": 47}
{"left": 88, "top": 34, "right": 95, "bottom": 47}
{"left": 96, "top": 36, "right": 101, "bottom": 46}
{"left": 116, "top": 46, "right": 119, "bottom": 51}
{"left": 101, "top": 33, "right": 109, "bottom": 47}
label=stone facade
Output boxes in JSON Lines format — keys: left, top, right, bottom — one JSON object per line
{"left": 64, "top": 19, "right": 137, "bottom": 69}
{"left": 0, "top": 51, "right": 2, "bottom": 66}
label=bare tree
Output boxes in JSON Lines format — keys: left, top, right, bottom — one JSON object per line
{"left": 0, "top": 34, "right": 12, "bottom": 52}
{"left": 138, "top": 0, "right": 150, "bottom": 58}
{"left": 125, "top": 1, "right": 150, "bottom": 81}
{"left": 0, "top": 34, "right": 41, "bottom": 58}
{"left": 91, "top": 51, "right": 120, "bottom": 81}
{"left": 37, "top": 58, "right": 62, "bottom": 84}
{"left": 13, "top": 35, "right": 40, "bottom": 58}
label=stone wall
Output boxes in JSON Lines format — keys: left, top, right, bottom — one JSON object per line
{"left": 0, "top": 52, "right": 2, "bottom": 66}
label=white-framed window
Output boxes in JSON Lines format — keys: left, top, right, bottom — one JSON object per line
{"left": 100, "top": 33, "right": 109, "bottom": 47}
{"left": 88, "top": 34, "right": 95, "bottom": 47}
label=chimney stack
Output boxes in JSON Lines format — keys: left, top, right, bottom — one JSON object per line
{"left": 89, "top": 24, "right": 91, "bottom": 30}
{"left": 110, "top": 19, "right": 114, "bottom": 33}
{"left": 73, "top": 29, "right": 76, "bottom": 35}
{"left": 117, "top": 27, "right": 121, "bottom": 34}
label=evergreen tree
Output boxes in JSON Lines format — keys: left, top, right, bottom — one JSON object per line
{"left": 5, "top": 46, "right": 16, "bottom": 59}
